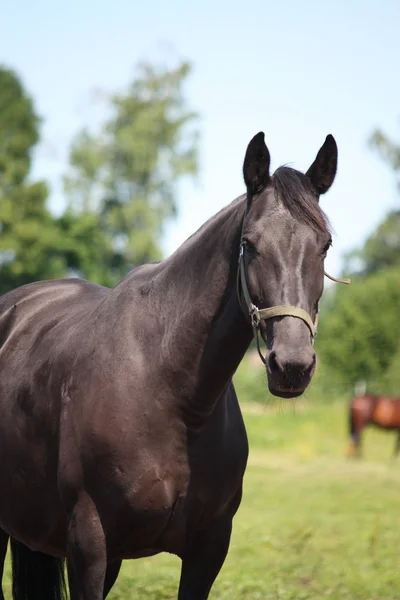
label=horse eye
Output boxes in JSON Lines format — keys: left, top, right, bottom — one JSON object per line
{"left": 243, "top": 239, "right": 258, "bottom": 254}
{"left": 322, "top": 239, "right": 332, "bottom": 257}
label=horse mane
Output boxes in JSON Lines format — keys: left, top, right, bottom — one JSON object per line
{"left": 273, "top": 166, "right": 331, "bottom": 235}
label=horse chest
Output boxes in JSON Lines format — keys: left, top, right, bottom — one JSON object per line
{"left": 106, "top": 421, "right": 246, "bottom": 559}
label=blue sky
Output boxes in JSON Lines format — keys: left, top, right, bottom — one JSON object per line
{"left": 2, "top": 0, "right": 400, "bottom": 278}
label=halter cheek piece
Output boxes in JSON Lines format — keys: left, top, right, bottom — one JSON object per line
{"left": 237, "top": 239, "right": 351, "bottom": 365}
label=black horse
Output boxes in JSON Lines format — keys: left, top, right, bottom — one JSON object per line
{"left": 0, "top": 131, "right": 338, "bottom": 600}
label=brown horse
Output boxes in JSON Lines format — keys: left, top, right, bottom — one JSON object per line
{"left": 0, "top": 131, "right": 340, "bottom": 600}
{"left": 348, "top": 393, "right": 400, "bottom": 458}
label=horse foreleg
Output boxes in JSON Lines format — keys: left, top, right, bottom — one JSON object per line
{"left": 347, "top": 408, "right": 363, "bottom": 458}
{"left": 393, "top": 431, "right": 400, "bottom": 459}
{"left": 103, "top": 560, "right": 122, "bottom": 599}
{"left": 0, "top": 529, "right": 8, "bottom": 600}
{"left": 177, "top": 517, "right": 232, "bottom": 600}
{"left": 67, "top": 494, "right": 107, "bottom": 600}
{"left": 347, "top": 432, "right": 362, "bottom": 458}
{"left": 68, "top": 557, "right": 120, "bottom": 600}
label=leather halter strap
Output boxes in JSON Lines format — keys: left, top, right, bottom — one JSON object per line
{"left": 324, "top": 271, "right": 351, "bottom": 285}
{"left": 237, "top": 240, "right": 350, "bottom": 365}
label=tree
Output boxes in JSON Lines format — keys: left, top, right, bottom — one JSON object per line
{"left": 378, "top": 347, "right": 400, "bottom": 396}
{"left": 317, "top": 267, "right": 400, "bottom": 388}
{"left": 0, "top": 66, "right": 67, "bottom": 293}
{"left": 64, "top": 59, "right": 199, "bottom": 285}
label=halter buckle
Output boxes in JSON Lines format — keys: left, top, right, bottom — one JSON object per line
{"left": 249, "top": 304, "right": 260, "bottom": 326}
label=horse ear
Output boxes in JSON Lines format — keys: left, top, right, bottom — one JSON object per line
{"left": 306, "top": 134, "right": 338, "bottom": 195}
{"left": 243, "top": 132, "right": 271, "bottom": 195}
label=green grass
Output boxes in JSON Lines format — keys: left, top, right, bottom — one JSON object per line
{"left": 3, "top": 400, "right": 400, "bottom": 599}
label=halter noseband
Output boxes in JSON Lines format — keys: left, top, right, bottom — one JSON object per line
{"left": 237, "top": 239, "right": 350, "bottom": 365}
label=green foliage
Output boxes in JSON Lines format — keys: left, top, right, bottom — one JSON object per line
{"left": 0, "top": 67, "right": 39, "bottom": 185}
{"left": 375, "top": 347, "right": 400, "bottom": 396}
{"left": 317, "top": 267, "right": 400, "bottom": 388}
{"left": 64, "top": 59, "right": 199, "bottom": 285}
{"left": 0, "top": 66, "right": 67, "bottom": 293}
{"left": 57, "top": 210, "right": 117, "bottom": 286}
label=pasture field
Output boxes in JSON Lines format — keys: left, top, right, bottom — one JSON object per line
{"left": 3, "top": 395, "right": 400, "bottom": 599}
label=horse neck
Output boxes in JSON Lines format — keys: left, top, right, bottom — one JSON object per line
{"left": 155, "top": 194, "right": 253, "bottom": 427}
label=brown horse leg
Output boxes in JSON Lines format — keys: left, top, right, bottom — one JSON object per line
{"left": 0, "top": 529, "right": 9, "bottom": 600}
{"left": 177, "top": 517, "right": 232, "bottom": 600}
{"left": 392, "top": 431, "right": 400, "bottom": 459}
{"left": 67, "top": 495, "right": 107, "bottom": 600}
{"left": 103, "top": 560, "right": 122, "bottom": 599}
{"left": 347, "top": 431, "right": 362, "bottom": 458}
{"left": 347, "top": 407, "right": 363, "bottom": 458}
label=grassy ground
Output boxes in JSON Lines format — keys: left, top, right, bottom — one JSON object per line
{"left": 3, "top": 399, "right": 400, "bottom": 599}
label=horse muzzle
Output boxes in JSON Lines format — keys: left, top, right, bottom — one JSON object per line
{"left": 266, "top": 344, "right": 316, "bottom": 399}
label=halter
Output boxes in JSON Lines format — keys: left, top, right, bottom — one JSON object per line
{"left": 237, "top": 239, "right": 351, "bottom": 365}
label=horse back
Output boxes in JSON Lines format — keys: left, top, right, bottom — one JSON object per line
{"left": 0, "top": 277, "right": 110, "bottom": 401}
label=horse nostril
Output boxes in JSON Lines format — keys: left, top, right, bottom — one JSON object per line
{"left": 268, "top": 351, "right": 283, "bottom": 374}
{"left": 268, "top": 350, "right": 316, "bottom": 377}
